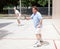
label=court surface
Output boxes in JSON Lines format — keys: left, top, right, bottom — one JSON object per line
{"left": 0, "top": 19, "right": 60, "bottom": 49}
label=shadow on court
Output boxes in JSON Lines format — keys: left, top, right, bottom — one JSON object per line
{"left": 0, "top": 29, "right": 12, "bottom": 40}
{"left": 0, "top": 22, "right": 13, "bottom": 28}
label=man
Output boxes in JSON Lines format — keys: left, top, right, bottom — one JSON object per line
{"left": 14, "top": 7, "right": 21, "bottom": 26}
{"left": 26, "top": 6, "right": 43, "bottom": 47}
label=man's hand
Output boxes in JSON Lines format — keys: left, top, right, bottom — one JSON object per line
{"left": 26, "top": 17, "right": 31, "bottom": 20}
{"left": 37, "top": 19, "right": 42, "bottom": 28}
{"left": 37, "top": 24, "right": 41, "bottom": 28}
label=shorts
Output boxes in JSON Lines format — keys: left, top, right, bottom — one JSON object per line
{"left": 35, "top": 28, "right": 42, "bottom": 34}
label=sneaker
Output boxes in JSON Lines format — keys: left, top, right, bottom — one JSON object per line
{"left": 33, "top": 41, "right": 42, "bottom": 47}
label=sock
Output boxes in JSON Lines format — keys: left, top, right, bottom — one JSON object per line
{"left": 40, "top": 39, "right": 43, "bottom": 42}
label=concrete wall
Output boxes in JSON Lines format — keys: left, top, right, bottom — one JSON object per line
{"left": 53, "top": 0, "right": 60, "bottom": 19}
{"left": 52, "top": 0, "right": 60, "bottom": 33}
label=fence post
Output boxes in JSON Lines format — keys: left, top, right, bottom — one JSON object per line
{"left": 20, "top": 0, "right": 21, "bottom": 14}
{"left": 48, "top": 0, "right": 50, "bottom": 16}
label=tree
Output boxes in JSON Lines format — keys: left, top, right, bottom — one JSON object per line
{"left": 0, "top": 0, "right": 19, "bottom": 13}
{"left": 38, "top": 0, "right": 48, "bottom": 7}
{"left": 21, "top": 0, "right": 31, "bottom": 13}
{"left": 6, "top": 0, "right": 19, "bottom": 7}
{"left": 21, "top": 0, "right": 30, "bottom": 8}
{"left": 22, "top": 0, "right": 52, "bottom": 7}
{"left": 0, "top": 0, "right": 6, "bottom": 12}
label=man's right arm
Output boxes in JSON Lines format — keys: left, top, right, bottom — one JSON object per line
{"left": 26, "top": 14, "right": 33, "bottom": 20}
{"left": 26, "top": 17, "right": 31, "bottom": 20}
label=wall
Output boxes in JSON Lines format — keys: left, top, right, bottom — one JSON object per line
{"left": 53, "top": 0, "right": 60, "bottom": 19}
{"left": 52, "top": 0, "right": 60, "bottom": 33}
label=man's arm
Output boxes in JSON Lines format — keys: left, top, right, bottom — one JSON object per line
{"left": 26, "top": 16, "right": 32, "bottom": 20}
{"left": 14, "top": 14, "right": 17, "bottom": 17}
{"left": 26, "top": 14, "right": 33, "bottom": 20}
{"left": 17, "top": 13, "right": 19, "bottom": 17}
{"left": 37, "top": 19, "right": 43, "bottom": 28}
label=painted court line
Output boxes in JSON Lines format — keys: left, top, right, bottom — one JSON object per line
{"left": 52, "top": 23, "right": 60, "bottom": 35}
{"left": 53, "top": 40, "right": 58, "bottom": 49}
{"left": 52, "top": 24, "right": 59, "bottom": 49}
{"left": 2, "top": 38, "right": 60, "bottom": 40}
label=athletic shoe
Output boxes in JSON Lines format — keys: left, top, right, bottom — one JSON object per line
{"left": 33, "top": 41, "right": 42, "bottom": 47}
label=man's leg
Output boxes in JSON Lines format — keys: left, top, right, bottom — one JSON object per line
{"left": 17, "top": 19, "right": 21, "bottom": 26}
{"left": 36, "top": 34, "right": 42, "bottom": 42}
{"left": 17, "top": 19, "right": 20, "bottom": 24}
{"left": 34, "top": 28, "right": 43, "bottom": 47}
{"left": 36, "top": 28, "right": 43, "bottom": 41}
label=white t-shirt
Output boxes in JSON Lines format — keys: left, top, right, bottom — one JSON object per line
{"left": 15, "top": 10, "right": 21, "bottom": 17}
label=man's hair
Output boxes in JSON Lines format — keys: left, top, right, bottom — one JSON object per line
{"left": 32, "top": 6, "right": 38, "bottom": 11}
{"left": 14, "top": 7, "right": 16, "bottom": 10}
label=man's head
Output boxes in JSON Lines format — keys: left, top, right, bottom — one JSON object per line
{"left": 14, "top": 7, "right": 16, "bottom": 11}
{"left": 32, "top": 6, "right": 38, "bottom": 14}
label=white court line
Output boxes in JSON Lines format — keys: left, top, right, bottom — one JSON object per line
{"left": 52, "top": 23, "right": 60, "bottom": 35}
{"left": 52, "top": 24, "right": 59, "bottom": 49}
{"left": 52, "top": 24, "right": 60, "bottom": 49}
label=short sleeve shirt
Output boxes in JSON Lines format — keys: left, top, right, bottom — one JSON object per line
{"left": 15, "top": 10, "right": 21, "bottom": 17}
{"left": 31, "top": 12, "right": 42, "bottom": 28}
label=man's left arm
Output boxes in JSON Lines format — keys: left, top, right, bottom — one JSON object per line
{"left": 37, "top": 13, "right": 43, "bottom": 28}
{"left": 37, "top": 19, "right": 43, "bottom": 28}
